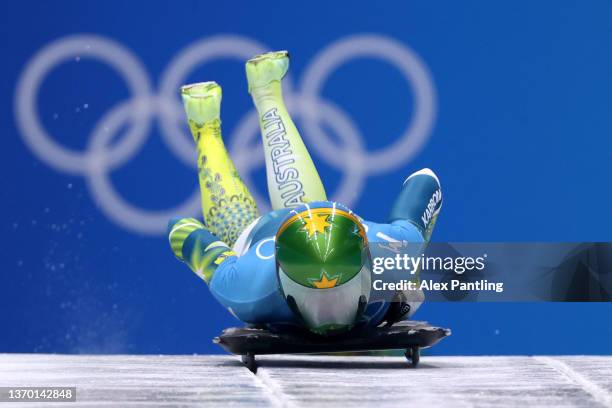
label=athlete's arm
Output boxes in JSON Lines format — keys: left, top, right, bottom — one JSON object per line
{"left": 168, "top": 217, "right": 236, "bottom": 284}
{"left": 364, "top": 169, "right": 442, "bottom": 245}
{"left": 168, "top": 217, "right": 294, "bottom": 324}
{"left": 363, "top": 169, "right": 443, "bottom": 325}
{"left": 388, "top": 168, "right": 442, "bottom": 243}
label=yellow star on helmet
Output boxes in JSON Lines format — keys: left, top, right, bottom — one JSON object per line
{"left": 308, "top": 270, "right": 340, "bottom": 289}
{"left": 301, "top": 213, "right": 332, "bottom": 237}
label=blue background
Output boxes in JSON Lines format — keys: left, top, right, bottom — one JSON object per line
{"left": 1, "top": 1, "right": 611, "bottom": 354}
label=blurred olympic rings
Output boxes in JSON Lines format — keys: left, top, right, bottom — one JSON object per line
{"left": 15, "top": 34, "right": 436, "bottom": 235}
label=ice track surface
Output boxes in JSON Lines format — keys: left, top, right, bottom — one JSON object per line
{"left": 1, "top": 354, "right": 611, "bottom": 407}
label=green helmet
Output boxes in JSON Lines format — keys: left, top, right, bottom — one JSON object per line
{"left": 275, "top": 202, "right": 371, "bottom": 335}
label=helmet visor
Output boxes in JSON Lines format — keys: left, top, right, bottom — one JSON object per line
{"left": 278, "top": 260, "right": 371, "bottom": 333}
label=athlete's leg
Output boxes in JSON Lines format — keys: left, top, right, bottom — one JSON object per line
{"left": 246, "top": 51, "right": 327, "bottom": 210}
{"left": 181, "top": 82, "right": 259, "bottom": 245}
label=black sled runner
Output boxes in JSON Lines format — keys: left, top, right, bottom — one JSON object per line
{"left": 214, "top": 320, "right": 451, "bottom": 373}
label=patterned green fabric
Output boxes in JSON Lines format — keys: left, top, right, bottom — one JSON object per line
{"left": 168, "top": 218, "right": 204, "bottom": 259}
{"left": 181, "top": 82, "right": 259, "bottom": 246}
{"left": 168, "top": 217, "right": 235, "bottom": 283}
{"left": 196, "top": 144, "right": 259, "bottom": 245}
{"left": 182, "top": 233, "right": 235, "bottom": 283}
